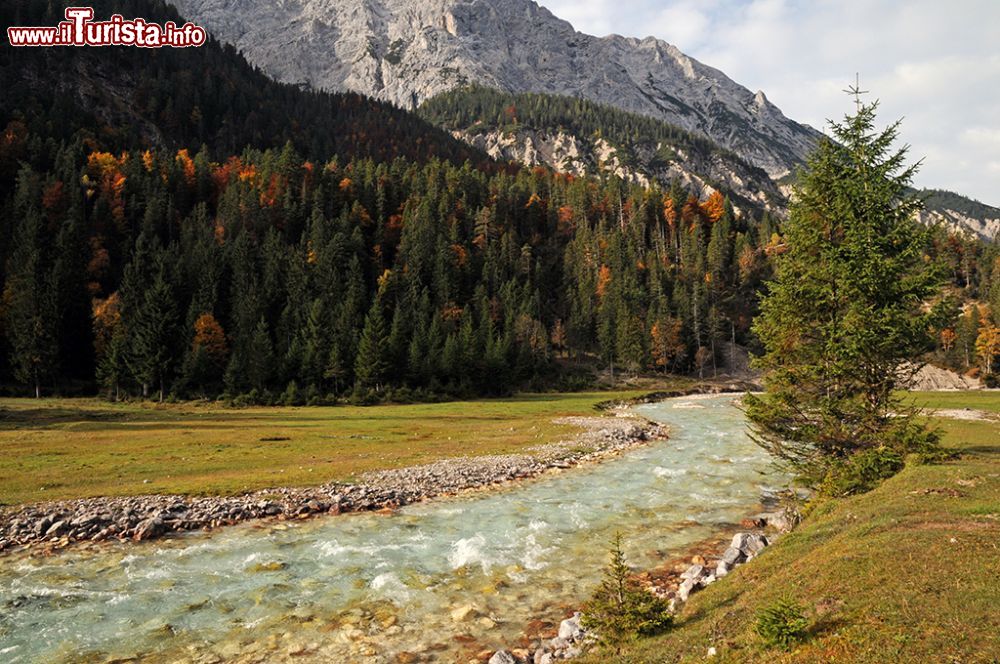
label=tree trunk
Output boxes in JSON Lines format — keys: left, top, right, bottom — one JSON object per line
{"left": 34, "top": 380, "right": 41, "bottom": 399}
{"left": 142, "top": 382, "right": 149, "bottom": 398}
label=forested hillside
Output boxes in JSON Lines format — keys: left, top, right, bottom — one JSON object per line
{"left": 1, "top": 1, "right": 997, "bottom": 402}
{"left": 0, "top": 0, "right": 487, "bottom": 166}
{"left": 0, "top": 140, "right": 777, "bottom": 401}
{"left": 420, "top": 86, "right": 785, "bottom": 217}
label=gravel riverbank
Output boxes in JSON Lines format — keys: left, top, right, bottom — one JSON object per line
{"left": 0, "top": 411, "right": 666, "bottom": 555}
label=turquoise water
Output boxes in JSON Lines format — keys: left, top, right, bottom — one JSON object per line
{"left": 0, "top": 395, "right": 782, "bottom": 663}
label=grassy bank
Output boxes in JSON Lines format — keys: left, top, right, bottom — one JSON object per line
{"left": 0, "top": 390, "right": 673, "bottom": 506}
{"left": 586, "top": 391, "right": 1000, "bottom": 663}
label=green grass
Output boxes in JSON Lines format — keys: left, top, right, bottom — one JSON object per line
{"left": 0, "top": 391, "right": 665, "bottom": 506}
{"left": 584, "top": 390, "right": 1000, "bottom": 663}
{"left": 906, "top": 390, "right": 1000, "bottom": 414}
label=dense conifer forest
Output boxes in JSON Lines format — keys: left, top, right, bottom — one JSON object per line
{"left": 1, "top": 0, "right": 998, "bottom": 402}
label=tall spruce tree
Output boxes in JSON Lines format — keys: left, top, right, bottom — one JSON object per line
{"left": 128, "top": 256, "right": 178, "bottom": 401}
{"left": 355, "top": 298, "right": 390, "bottom": 391}
{"left": 3, "top": 169, "right": 58, "bottom": 397}
{"left": 744, "top": 92, "right": 942, "bottom": 491}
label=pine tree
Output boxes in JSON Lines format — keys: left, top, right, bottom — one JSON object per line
{"left": 581, "top": 533, "right": 673, "bottom": 653}
{"left": 3, "top": 169, "right": 58, "bottom": 398}
{"left": 355, "top": 299, "right": 390, "bottom": 390}
{"left": 128, "top": 258, "right": 178, "bottom": 401}
{"left": 246, "top": 318, "right": 275, "bottom": 393}
{"left": 744, "top": 92, "right": 942, "bottom": 489}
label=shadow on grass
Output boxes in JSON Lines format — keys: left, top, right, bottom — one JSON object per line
{"left": 809, "top": 614, "right": 850, "bottom": 640}
{"left": 960, "top": 446, "right": 1000, "bottom": 457}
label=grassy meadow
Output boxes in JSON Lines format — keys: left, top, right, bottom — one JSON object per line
{"left": 584, "top": 390, "right": 1000, "bottom": 663}
{"left": 0, "top": 390, "right": 668, "bottom": 506}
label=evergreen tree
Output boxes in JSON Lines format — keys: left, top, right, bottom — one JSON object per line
{"left": 355, "top": 299, "right": 390, "bottom": 390}
{"left": 127, "top": 257, "right": 178, "bottom": 401}
{"left": 744, "top": 93, "right": 942, "bottom": 490}
{"left": 3, "top": 170, "right": 58, "bottom": 397}
{"left": 581, "top": 533, "right": 673, "bottom": 653}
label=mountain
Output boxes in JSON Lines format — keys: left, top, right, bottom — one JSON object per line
{"left": 0, "top": 0, "right": 488, "bottom": 166}
{"left": 172, "top": 0, "right": 823, "bottom": 179}
{"left": 420, "top": 85, "right": 786, "bottom": 218}
{"left": 919, "top": 190, "right": 1000, "bottom": 241}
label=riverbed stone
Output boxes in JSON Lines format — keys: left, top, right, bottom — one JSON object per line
{"left": 680, "top": 564, "right": 706, "bottom": 581}
{"left": 133, "top": 517, "right": 164, "bottom": 541}
{"left": 45, "top": 520, "right": 68, "bottom": 537}
{"left": 450, "top": 604, "right": 477, "bottom": 622}
{"left": 557, "top": 612, "right": 584, "bottom": 640}
{"left": 678, "top": 577, "right": 698, "bottom": 602}
{"left": 720, "top": 546, "right": 745, "bottom": 566}
{"left": 489, "top": 651, "right": 517, "bottom": 664}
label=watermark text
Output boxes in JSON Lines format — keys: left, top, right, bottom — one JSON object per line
{"left": 7, "top": 7, "right": 206, "bottom": 48}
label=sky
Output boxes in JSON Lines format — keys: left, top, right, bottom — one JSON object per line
{"left": 539, "top": 0, "right": 1000, "bottom": 207}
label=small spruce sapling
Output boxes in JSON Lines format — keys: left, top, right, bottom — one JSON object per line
{"left": 582, "top": 533, "right": 673, "bottom": 652}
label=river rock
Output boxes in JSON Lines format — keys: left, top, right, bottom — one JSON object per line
{"left": 45, "top": 520, "right": 68, "bottom": 537}
{"left": 549, "top": 637, "right": 570, "bottom": 650}
{"left": 489, "top": 651, "right": 517, "bottom": 664}
{"left": 133, "top": 517, "right": 164, "bottom": 541}
{"left": 557, "top": 612, "right": 584, "bottom": 641}
{"left": 757, "top": 509, "right": 797, "bottom": 533}
{"left": 680, "top": 564, "right": 706, "bottom": 581}
{"left": 720, "top": 546, "right": 745, "bottom": 566}
{"left": 715, "top": 559, "right": 731, "bottom": 578}
{"left": 533, "top": 648, "right": 552, "bottom": 664}
{"left": 678, "top": 577, "right": 698, "bottom": 602}
{"left": 450, "top": 604, "right": 477, "bottom": 622}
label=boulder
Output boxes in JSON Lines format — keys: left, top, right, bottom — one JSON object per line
{"left": 533, "top": 648, "right": 553, "bottom": 664}
{"left": 450, "top": 604, "right": 477, "bottom": 622}
{"left": 720, "top": 546, "right": 745, "bottom": 566}
{"left": 133, "top": 517, "right": 164, "bottom": 541}
{"left": 557, "top": 612, "right": 584, "bottom": 641}
{"left": 742, "top": 533, "right": 769, "bottom": 555}
{"left": 715, "top": 560, "right": 731, "bottom": 578}
{"left": 45, "top": 520, "right": 68, "bottom": 538}
{"left": 680, "top": 564, "right": 706, "bottom": 581}
{"left": 677, "top": 577, "right": 698, "bottom": 602}
{"left": 731, "top": 532, "right": 768, "bottom": 556}
{"left": 35, "top": 517, "right": 53, "bottom": 536}
{"left": 758, "top": 509, "right": 797, "bottom": 533}
{"left": 489, "top": 651, "right": 517, "bottom": 664}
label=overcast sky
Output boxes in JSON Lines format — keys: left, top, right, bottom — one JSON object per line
{"left": 539, "top": 0, "right": 1000, "bottom": 207}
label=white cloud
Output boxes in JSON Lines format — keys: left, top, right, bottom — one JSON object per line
{"left": 538, "top": 0, "right": 1000, "bottom": 206}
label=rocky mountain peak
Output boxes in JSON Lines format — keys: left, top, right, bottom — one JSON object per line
{"left": 173, "top": 0, "right": 823, "bottom": 178}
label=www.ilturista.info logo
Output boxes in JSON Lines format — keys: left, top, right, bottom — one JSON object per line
{"left": 7, "top": 7, "right": 206, "bottom": 47}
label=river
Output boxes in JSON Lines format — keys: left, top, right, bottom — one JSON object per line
{"left": 0, "top": 394, "right": 784, "bottom": 663}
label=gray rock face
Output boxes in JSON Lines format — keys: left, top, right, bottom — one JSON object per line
{"left": 173, "top": 0, "right": 822, "bottom": 178}
{"left": 457, "top": 127, "right": 785, "bottom": 219}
